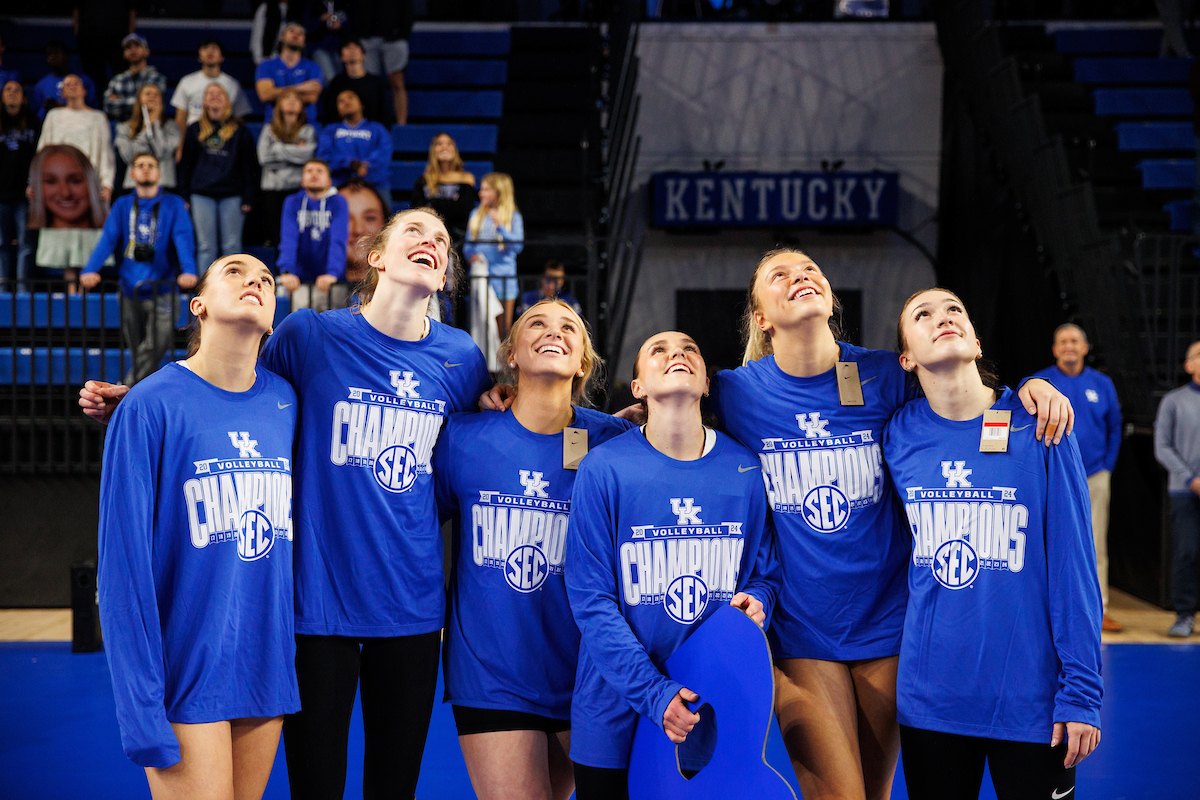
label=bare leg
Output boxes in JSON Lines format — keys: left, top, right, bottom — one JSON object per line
{"left": 849, "top": 657, "right": 900, "bottom": 800}
{"left": 64, "top": 268, "right": 79, "bottom": 295}
{"left": 774, "top": 658, "right": 866, "bottom": 800}
{"left": 549, "top": 730, "right": 574, "bottom": 800}
{"left": 146, "top": 721, "right": 235, "bottom": 800}
{"left": 231, "top": 716, "right": 284, "bottom": 800}
{"left": 459, "top": 729, "right": 556, "bottom": 800}
{"left": 389, "top": 70, "right": 408, "bottom": 126}
{"left": 502, "top": 298, "right": 516, "bottom": 338}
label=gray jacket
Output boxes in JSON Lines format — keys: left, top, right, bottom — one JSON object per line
{"left": 1154, "top": 383, "right": 1200, "bottom": 493}
{"left": 257, "top": 123, "right": 317, "bottom": 192}
{"left": 115, "top": 119, "right": 181, "bottom": 189}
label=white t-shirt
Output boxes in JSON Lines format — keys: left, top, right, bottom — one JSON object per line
{"left": 170, "top": 71, "right": 254, "bottom": 125}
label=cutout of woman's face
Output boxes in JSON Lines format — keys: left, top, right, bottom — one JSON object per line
{"left": 341, "top": 185, "right": 385, "bottom": 282}
{"left": 41, "top": 152, "right": 91, "bottom": 228}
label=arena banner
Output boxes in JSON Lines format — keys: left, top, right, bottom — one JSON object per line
{"left": 651, "top": 171, "right": 899, "bottom": 228}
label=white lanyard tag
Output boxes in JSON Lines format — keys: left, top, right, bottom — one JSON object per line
{"left": 980, "top": 409, "right": 1011, "bottom": 453}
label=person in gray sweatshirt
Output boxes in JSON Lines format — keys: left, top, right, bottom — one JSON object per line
{"left": 1154, "top": 340, "right": 1200, "bottom": 637}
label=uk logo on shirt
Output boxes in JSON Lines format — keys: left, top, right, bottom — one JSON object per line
{"left": 1086, "top": 389, "right": 1100, "bottom": 404}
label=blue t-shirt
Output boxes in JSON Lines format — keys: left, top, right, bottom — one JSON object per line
{"left": 434, "top": 407, "right": 632, "bottom": 718}
{"left": 566, "top": 428, "right": 780, "bottom": 769}
{"left": 255, "top": 56, "right": 323, "bottom": 123}
{"left": 710, "top": 344, "right": 915, "bottom": 661}
{"left": 260, "top": 308, "right": 490, "bottom": 637}
{"left": 97, "top": 363, "right": 300, "bottom": 769}
{"left": 1033, "top": 365, "right": 1122, "bottom": 476}
{"left": 882, "top": 388, "right": 1103, "bottom": 743}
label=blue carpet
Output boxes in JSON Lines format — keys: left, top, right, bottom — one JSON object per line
{"left": 1, "top": 643, "right": 1197, "bottom": 799}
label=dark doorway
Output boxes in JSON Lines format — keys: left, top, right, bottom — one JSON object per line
{"left": 676, "top": 288, "right": 864, "bottom": 376}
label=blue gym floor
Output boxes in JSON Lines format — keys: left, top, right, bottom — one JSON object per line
{"left": 1, "top": 643, "right": 1195, "bottom": 799}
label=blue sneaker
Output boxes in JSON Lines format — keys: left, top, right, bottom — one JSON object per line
{"left": 1168, "top": 614, "right": 1194, "bottom": 638}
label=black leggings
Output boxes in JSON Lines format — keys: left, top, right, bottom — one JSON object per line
{"left": 573, "top": 762, "right": 629, "bottom": 800}
{"left": 283, "top": 632, "right": 442, "bottom": 800}
{"left": 900, "top": 725, "right": 1076, "bottom": 800}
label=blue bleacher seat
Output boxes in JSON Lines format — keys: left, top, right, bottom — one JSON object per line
{"left": 1054, "top": 28, "right": 1163, "bottom": 55}
{"left": 391, "top": 124, "right": 497, "bottom": 154}
{"left": 0, "top": 347, "right": 192, "bottom": 385}
{"left": 1164, "top": 199, "right": 1194, "bottom": 232}
{"left": 1136, "top": 158, "right": 1194, "bottom": 189}
{"left": 409, "top": 29, "right": 511, "bottom": 57}
{"left": 390, "top": 160, "right": 493, "bottom": 190}
{"left": 406, "top": 59, "right": 507, "bottom": 87}
{"left": 1073, "top": 57, "right": 1192, "bottom": 84}
{"left": 1116, "top": 121, "right": 1194, "bottom": 151}
{"left": 0, "top": 292, "right": 192, "bottom": 329}
{"left": 1094, "top": 88, "right": 1193, "bottom": 116}
{"left": 408, "top": 90, "right": 503, "bottom": 119}
{"left": 0, "top": 21, "right": 251, "bottom": 58}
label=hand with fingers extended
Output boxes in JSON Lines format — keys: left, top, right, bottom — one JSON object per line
{"left": 663, "top": 688, "right": 701, "bottom": 744}
{"left": 1017, "top": 378, "right": 1075, "bottom": 445}
{"left": 479, "top": 383, "right": 516, "bottom": 412}
{"left": 79, "top": 380, "right": 129, "bottom": 425}
{"left": 1052, "top": 720, "right": 1100, "bottom": 768}
{"left": 729, "top": 592, "right": 765, "bottom": 628}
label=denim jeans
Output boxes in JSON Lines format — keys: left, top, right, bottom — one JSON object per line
{"left": 121, "top": 293, "right": 178, "bottom": 385}
{"left": 190, "top": 194, "right": 245, "bottom": 274}
{"left": 0, "top": 200, "right": 33, "bottom": 290}
{"left": 1170, "top": 493, "right": 1200, "bottom": 614}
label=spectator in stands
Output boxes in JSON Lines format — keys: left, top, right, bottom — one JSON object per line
{"left": 31, "top": 42, "right": 98, "bottom": 121}
{"left": 318, "top": 89, "right": 392, "bottom": 208}
{"left": 102, "top": 33, "right": 168, "bottom": 124}
{"left": 0, "top": 82, "right": 38, "bottom": 290}
{"left": 251, "top": 1, "right": 304, "bottom": 65}
{"left": 38, "top": 75, "right": 115, "bottom": 200}
{"left": 1154, "top": 340, "right": 1200, "bottom": 638}
{"left": 178, "top": 83, "right": 258, "bottom": 274}
{"left": 255, "top": 23, "right": 323, "bottom": 126}
{"left": 412, "top": 133, "right": 478, "bottom": 244}
{"left": 1034, "top": 324, "right": 1124, "bottom": 633}
{"left": 0, "top": 31, "right": 19, "bottom": 89}
{"left": 171, "top": 39, "right": 254, "bottom": 161}
{"left": 339, "top": 178, "right": 385, "bottom": 288}
{"left": 465, "top": 172, "right": 524, "bottom": 337}
{"left": 73, "top": 0, "right": 136, "bottom": 97}
{"left": 258, "top": 88, "right": 317, "bottom": 247}
{"left": 306, "top": 0, "right": 349, "bottom": 83}
{"left": 277, "top": 159, "right": 348, "bottom": 311}
{"left": 116, "top": 85, "right": 180, "bottom": 192}
{"left": 516, "top": 260, "right": 582, "bottom": 318}
{"left": 344, "top": 0, "right": 413, "bottom": 125}
{"left": 27, "top": 144, "right": 108, "bottom": 294}
{"left": 80, "top": 153, "right": 197, "bottom": 385}
{"left": 320, "top": 39, "right": 393, "bottom": 126}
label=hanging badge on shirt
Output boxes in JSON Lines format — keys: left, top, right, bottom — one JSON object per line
{"left": 564, "top": 427, "right": 588, "bottom": 470}
{"left": 980, "top": 409, "right": 1011, "bottom": 453}
{"left": 836, "top": 362, "right": 865, "bottom": 406}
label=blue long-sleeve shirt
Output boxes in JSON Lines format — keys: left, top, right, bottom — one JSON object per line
{"left": 433, "top": 407, "right": 632, "bottom": 719}
{"left": 1033, "top": 365, "right": 1122, "bottom": 475}
{"left": 97, "top": 363, "right": 300, "bottom": 768}
{"left": 259, "top": 308, "right": 491, "bottom": 636}
{"left": 317, "top": 118, "right": 392, "bottom": 191}
{"left": 463, "top": 208, "right": 524, "bottom": 277}
{"left": 565, "top": 428, "right": 780, "bottom": 769}
{"left": 882, "top": 388, "right": 1103, "bottom": 743}
{"left": 82, "top": 189, "right": 197, "bottom": 299}
{"left": 276, "top": 188, "right": 348, "bottom": 282}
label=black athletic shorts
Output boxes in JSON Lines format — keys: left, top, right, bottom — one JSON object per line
{"left": 452, "top": 705, "right": 571, "bottom": 736}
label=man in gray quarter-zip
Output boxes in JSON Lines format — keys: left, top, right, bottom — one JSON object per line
{"left": 1154, "top": 340, "right": 1200, "bottom": 637}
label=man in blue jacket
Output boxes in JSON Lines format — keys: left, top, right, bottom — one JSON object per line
{"left": 81, "top": 153, "right": 197, "bottom": 385}
{"left": 1035, "top": 323, "right": 1124, "bottom": 632}
{"left": 277, "top": 159, "right": 348, "bottom": 311}
{"left": 318, "top": 89, "right": 393, "bottom": 210}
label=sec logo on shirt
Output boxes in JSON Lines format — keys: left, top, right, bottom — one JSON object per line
{"left": 374, "top": 444, "right": 419, "bottom": 493}
{"left": 238, "top": 509, "right": 275, "bottom": 561}
{"left": 802, "top": 484, "right": 850, "bottom": 532}
{"left": 505, "top": 544, "right": 549, "bottom": 593}
{"left": 933, "top": 539, "right": 979, "bottom": 589}
{"left": 665, "top": 574, "right": 709, "bottom": 624}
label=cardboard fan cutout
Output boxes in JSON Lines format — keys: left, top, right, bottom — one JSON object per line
{"left": 627, "top": 606, "right": 796, "bottom": 799}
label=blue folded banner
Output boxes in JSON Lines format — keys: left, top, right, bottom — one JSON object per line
{"left": 651, "top": 170, "right": 899, "bottom": 228}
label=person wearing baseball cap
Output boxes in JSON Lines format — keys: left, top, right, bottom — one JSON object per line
{"left": 103, "top": 32, "right": 167, "bottom": 123}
